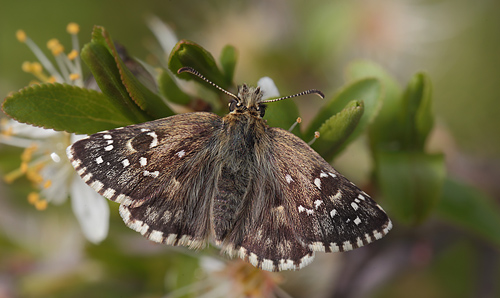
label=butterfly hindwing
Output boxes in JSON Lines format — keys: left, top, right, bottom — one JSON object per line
{"left": 67, "top": 112, "right": 222, "bottom": 248}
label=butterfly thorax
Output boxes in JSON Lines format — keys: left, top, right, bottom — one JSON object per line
{"left": 229, "top": 84, "right": 266, "bottom": 118}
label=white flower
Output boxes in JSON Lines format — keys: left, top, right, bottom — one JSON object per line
{"left": 2, "top": 23, "right": 110, "bottom": 243}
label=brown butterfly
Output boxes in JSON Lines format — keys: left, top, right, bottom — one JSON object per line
{"left": 67, "top": 67, "right": 391, "bottom": 271}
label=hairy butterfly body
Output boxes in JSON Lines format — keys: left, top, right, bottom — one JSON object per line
{"left": 67, "top": 67, "right": 392, "bottom": 271}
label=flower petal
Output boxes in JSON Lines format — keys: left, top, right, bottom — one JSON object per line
{"left": 257, "top": 77, "right": 280, "bottom": 100}
{"left": 70, "top": 177, "right": 109, "bottom": 243}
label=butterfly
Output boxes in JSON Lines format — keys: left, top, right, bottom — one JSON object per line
{"left": 67, "top": 67, "right": 392, "bottom": 271}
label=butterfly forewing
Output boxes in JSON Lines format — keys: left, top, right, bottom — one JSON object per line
{"left": 270, "top": 128, "right": 392, "bottom": 252}
{"left": 67, "top": 112, "right": 222, "bottom": 248}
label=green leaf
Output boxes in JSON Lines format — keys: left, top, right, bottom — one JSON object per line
{"left": 2, "top": 83, "right": 133, "bottom": 134}
{"left": 157, "top": 69, "right": 191, "bottom": 105}
{"left": 399, "top": 72, "right": 433, "bottom": 150}
{"left": 346, "top": 60, "right": 404, "bottom": 150}
{"left": 437, "top": 178, "right": 500, "bottom": 247}
{"left": 88, "top": 26, "right": 173, "bottom": 119}
{"left": 313, "top": 100, "right": 364, "bottom": 160}
{"left": 346, "top": 60, "right": 401, "bottom": 104}
{"left": 376, "top": 151, "right": 445, "bottom": 225}
{"left": 219, "top": 45, "right": 238, "bottom": 84}
{"left": 81, "top": 40, "right": 150, "bottom": 124}
{"left": 307, "top": 78, "right": 382, "bottom": 156}
{"left": 168, "top": 40, "right": 230, "bottom": 89}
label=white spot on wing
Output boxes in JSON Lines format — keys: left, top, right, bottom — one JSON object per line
{"left": 147, "top": 132, "right": 158, "bottom": 148}
{"left": 143, "top": 170, "right": 159, "bottom": 178}
{"left": 343, "top": 241, "right": 353, "bottom": 251}
{"left": 328, "top": 172, "right": 337, "bottom": 178}
{"left": 140, "top": 157, "right": 147, "bottom": 166}
{"left": 95, "top": 156, "right": 103, "bottom": 164}
{"left": 248, "top": 253, "right": 259, "bottom": 267}
{"left": 354, "top": 217, "right": 362, "bottom": 225}
{"left": 104, "top": 145, "right": 113, "bottom": 151}
{"left": 165, "top": 233, "right": 177, "bottom": 245}
{"left": 103, "top": 188, "right": 116, "bottom": 198}
{"left": 176, "top": 150, "right": 186, "bottom": 158}
{"left": 330, "top": 190, "right": 342, "bottom": 202}
{"left": 330, "top": 242, "right": 340, "bottom": 252}
{"left": 82, "top": 173, "right": 92, "bottom": 182}
{"left": 261, "top": 259, "right": 275, "bottom": 271}
{"left": 298, "top": 205, "right": 314, "bottom": 215}
{"left": 358, "top": 194, "right": 366, "bottom": 201}
{"left": 314, "top": 178, "right": 321, "bottom": 189}
{"left": 148, "top": 230, "right": 163, "bottom": 243}
{"left": 314, "top": 200, "right": 323, "bottom": 209}
{"left": 351, "top": 202, "right": 359, "bottom": 211}
{"left": 309, "top": 241, "right": 326, "bottom": 252}
{"left": 103, "top": 134, "right": 112, "bottom": 139}
{"left": 285, "top": 174, "right": 294, "bottom": 184}
{"left": 90, "top": 180, "right": 104, "bottom": 192}
{"left": 330, "top": 209, "right": 337, "bottom": 217}
{"left": 122, "top": 159, "right": 130, "bottom": 167}
{"left": 356, "top": 237, "right": 363, "bottom": 247}
{"left": 115, "top": 194, "right": 133, "bottom": 205}
{"left": 320, "top": 172, "right": 328, "bottom": 178}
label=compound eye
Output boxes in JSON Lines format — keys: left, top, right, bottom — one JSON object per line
{"left": 258, "top": 104, "right": 267, "bottom": 117}
{"left": 228, "top": 99, "right": 238, "bottom": 111}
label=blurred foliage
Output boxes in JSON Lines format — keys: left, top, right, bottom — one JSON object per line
{"left": 1, "top": 1, "right": 500, "bottom": 297}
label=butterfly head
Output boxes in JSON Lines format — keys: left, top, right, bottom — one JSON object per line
{"left": 229, "top": 84, "right": 267, "bottom": 118}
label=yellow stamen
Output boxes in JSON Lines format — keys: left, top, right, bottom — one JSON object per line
{"left": 47, "top": 39, "right": 64, "bottom": 56}
{"left": 35, "top": 199, "right": 48, "bottom": 211}
{"left": 30, "top": 62, "right": 43, "bottom": 74}
{"left": 1, "top": 120, "right": 13, "bottom": 137}
{"left": 69, "top": 73, "right": 80, "bottom": 81}
{"left": 4, "top": 126, "right": 13, "bottom": 136}
{"left": 48, "top": 76, "right": 57, "bottom": 83}
{"left": 296, "top": 117, "right": 302, "bottom": 124}
{"left": 308, "top": 131, "right": 320, "bottom": 146}
{"left": 21, "top": 144, "right": 38, "bottom": 162}
{"left": 20, "top": 162, "right": 28, "bottom": 173}
{"left": 43, "top": 180, "right": 52, "bottom": 189}
{"left": 51, "top": 44, "right": 64, "bottom": 56}
{"left": 66, "top": 23, "right": 80, "bottom": 34}
{"left": 16, "top": 30, "right": 27, "bottom": 43}
{"left": 28, "top": 192, "right": 40, "bottom": 204}
{"left": 26, "top": 164, "right": 44, "bottom": 185}
{"left": 21, "top": 61, "right": 32, "bottom": 72}
{"left": 46, "top": 38, "right": 60, "bottom": 50}
{"left": 67, "top": 49, "right": 78, "bottom": 60}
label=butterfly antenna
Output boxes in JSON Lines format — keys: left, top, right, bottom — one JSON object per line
{"left": 261, "top": 89, "right": 324, "bottom": 103}
{"left": 178, "top": 66, "right": 240, "bottom": 101}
